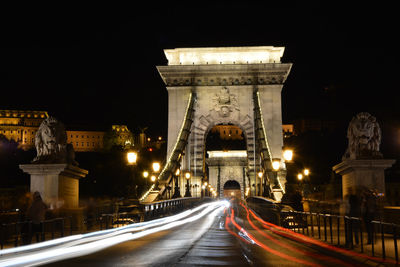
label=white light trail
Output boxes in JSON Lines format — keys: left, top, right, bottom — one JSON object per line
{"left": 0, "top": 201, "right": 229, "bottom": 267}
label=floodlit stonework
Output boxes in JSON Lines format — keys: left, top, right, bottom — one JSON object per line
{"left": 157, "top": 46, "right": 292, "bottom": 197}
{"left": 164, "top": 46, "right": 285, "bottom": 65}
{"left": 206, "top": 151, "right": 247, "bottom": 198}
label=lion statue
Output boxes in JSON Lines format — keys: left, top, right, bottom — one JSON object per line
{"left": 32, "top": 116, "right": 78, "bottom": 165}
{"left": 342, "top": 112, "right": 382, "bottom": 160}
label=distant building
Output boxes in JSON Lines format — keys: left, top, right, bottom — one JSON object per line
{"left": 282, "top": 124, "right": 294, "bottom": 138}
{"left": 0, "top": 110, "right": 48, "bottom": 150}
{"left": 293, "top": 119, "right": 338, "bottom": 135}
{"left": 0, "top": 110, "right": 170, "bottom": 153}
{"left": 0, "top": 109, "right": 107, "bottom": 152}
{"left": 111, "top": 125, "right": 134, "bottom": 148}
{"left": 210, "top": 124, "right": 294, "bottom": 140}
{"left": 67, "top": 130, "right": 105, "bottom": 152}
{"left": 211, "top": 125, "right": 243, "bottom": 140}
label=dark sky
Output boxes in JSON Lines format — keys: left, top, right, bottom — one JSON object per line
{"left": 0, "top": 3, "right": 399, "bottom": 143}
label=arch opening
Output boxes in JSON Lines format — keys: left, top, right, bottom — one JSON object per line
{"left": 223, "top": 180, "right": 241, "bottom": 199}
{"left": 204, "top": 124, "right": 248, "bottom": 199}
{"left": 205, "top": 124, "right": 246, "bottom": 152}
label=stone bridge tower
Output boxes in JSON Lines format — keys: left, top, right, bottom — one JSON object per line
{"left": 156, "top": 46, "right": 292, "bottom": 200}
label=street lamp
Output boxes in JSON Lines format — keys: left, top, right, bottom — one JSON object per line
{"left": 184, "top": 171, "right": 192, "bottom": 197}
{"left": 172, "top": 168, "right": 181, "bottom": 198}
{"left": 272, "top": 160, "right": 280, "bottom": 171}
{"left": 143, "top": 170, "right": 149, "bottom": 187}
{"left": 152, "top": 162, "right": 161, "bottom": 190}
{"left": 297, "top": 173, "right": 303, "bottom": 180}
{"left": 304, "top": 168, "right": 310, "bottom": 176}
{"left": 283, "top": 149, "right": 293, "bottom": 162}
{"left": 126, "top": 150, "right": 138, "bottom": 200}
{"left": 152, "top": 162, "right": 160, "bottom": 173}
{"left": 127, "top": 151, "right": 137, "bottom": 165}
{"left": 257, "top": 171, "right": 263, "bottom": 196}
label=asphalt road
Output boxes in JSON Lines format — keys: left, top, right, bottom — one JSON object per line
{"left": 44, "top": 201, "right": 249, "bottom": 267}
{"left": 2, "top": 200, "right": 394, "bottom": 266}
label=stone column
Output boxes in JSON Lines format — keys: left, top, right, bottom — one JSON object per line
{"left": 333, "top": 159, "right": 395, "bottom": 198}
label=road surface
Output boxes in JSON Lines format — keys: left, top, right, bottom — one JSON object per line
{"left": 1, "top": 200, "right": 394, "bottom": 266}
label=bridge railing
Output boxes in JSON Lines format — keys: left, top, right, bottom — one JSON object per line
{"left": 0, "top": 197, "right": 213, "bottom": 249}
{"left": 0, "top": 217, "right": 72, "bottom": 249}
{"left": 141, "top": 197, "right": 212, "bottom": 221}
{"left": 280, "top": 210, "right": 399, "bottom": 264}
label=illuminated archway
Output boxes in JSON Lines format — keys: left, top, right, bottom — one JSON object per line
{"left": 223, "top": 180, "right": 241, "bottom": 199}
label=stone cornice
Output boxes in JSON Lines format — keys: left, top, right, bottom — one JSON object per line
{"left": 157, "top": 63, "right": 292, "bottom": 87}
{"left": 332, "top": 159, "right": 396, "bottom": 175}
{"left": 20, "top": 164, "right": 88, "bottom": 178}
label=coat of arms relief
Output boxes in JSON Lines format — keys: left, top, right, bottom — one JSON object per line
{"left": 210, "top": 87, "right": 240, "bottom": 121}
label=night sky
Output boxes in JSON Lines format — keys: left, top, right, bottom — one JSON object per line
{"left": 1, "top": 3, "right": 399, "bottom": 154}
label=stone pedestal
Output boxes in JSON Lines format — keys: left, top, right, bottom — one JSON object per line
{"left": 332, "top": 159, "right": 395, "bottom": 198}
{"left": 19, "top": 164, "right": 88, "bottom": 209}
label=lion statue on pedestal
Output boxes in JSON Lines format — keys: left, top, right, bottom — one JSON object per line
{"left": 342, "top": 112, "right": 382, "bottom": 160}
{"left": 32, "top": 116, "right": 78, "bottom": 165}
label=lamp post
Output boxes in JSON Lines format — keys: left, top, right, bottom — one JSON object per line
{"left": 184, "top": 171, "right": 192, "bottom": 197}
{"left": 143, "top": 171, "right": 149, "bottom": 187}
{"left": 126, "top": 151, "right": 138, "bottom": 199}
{"left": 258, "top": 171, "right": 264, "bottom": 197}
{"left": 152, "top": 162, "right": 160, "bottom": 190}
{"left": 270, "top": 159, "right": 281, "bottom": 196}
{"left": 300, "top": 168, "right": 310, "bottom": 196}
{"left": 172, "top": 168, "right": 181, "bottom": 198}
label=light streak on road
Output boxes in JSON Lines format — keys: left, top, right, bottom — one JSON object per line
{"left": 0, "top": 201, "right": 229, "bottom": 267}
{"left": 239, "top": 203, "right": 354, "bottom": 267}
{"left": 246, "top": 204, "right": 398, "bottom": 266}
{"left": 227, "top": 207, "right": 321, "bottom": 267}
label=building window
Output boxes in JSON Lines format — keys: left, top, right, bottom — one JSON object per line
{"left": 76, "top": 142, "right": 79, "bottom": 146}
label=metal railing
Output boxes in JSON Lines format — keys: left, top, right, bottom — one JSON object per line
{"left": 142, "top": 197, "right": 211, "bottom": 221}
{"left": 280, "top": 210, "right": 399, "bottom": 263}
{"left": 0, "top": 217, "right": 72, "bottom": 249}
{"left": 1, "top": 197, "right": 213, "bottom": 249}
{"left": 96, "top": 198, "right": 207, "bottom": 229}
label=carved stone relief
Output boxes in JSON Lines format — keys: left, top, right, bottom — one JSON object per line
{"left": 210, "top": 87, "right": 239, "bottom": 122}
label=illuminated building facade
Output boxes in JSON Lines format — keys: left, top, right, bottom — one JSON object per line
{"left": 111, "top": 125, "right": 134, "bottom": 147}
{"left": 67, "top": 131, "right": 105, "bottom": 152}
{"left": 0, "top": 110, "right": 48, "bottom": 150}
{"left": 0, "top": 110, "right": 106, "bottom": 152}
{"left": 210, "top": 125, "right": 243, "bottom": 140}
{"left": 210, "top": 124, "right": 293, "bottom": 140}
{"left": 0, "top": 110, "right": 158, "bottom": 153}
{"left": 282, "top": 124, "right": 294, "bottom": 138}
